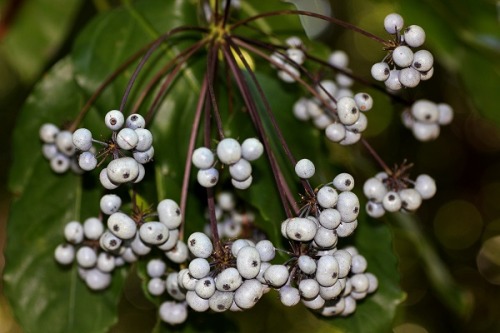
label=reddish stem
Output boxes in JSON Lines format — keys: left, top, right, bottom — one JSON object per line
{"left": 131, "top": 38, "right": 209, "bottom": 117}
{"left": 206, "top": 41, "right": 225, "bottom": 139}
{"left": 231, "top": 10, "right": 386, "bottom": 44}
{"left": 119, "top": 26, "right": 207, "bottom": 114}
{"left": 179, "top": 77, "right": 208, "bottom": 240}
{"left": 145, "top": 39, "right": 207, "bottom": 124}
{"left": 222, "top": 43, "right": 293, "bottom": 218}
{"left": 361, "top": 138, "right": 392, "bottom": 174}
{"left": 232, "top": 37, "right": 338, "bottom": 119}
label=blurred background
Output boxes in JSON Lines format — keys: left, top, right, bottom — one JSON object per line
{"left": 0, "top": 0, "right": 499, "bottom": 332}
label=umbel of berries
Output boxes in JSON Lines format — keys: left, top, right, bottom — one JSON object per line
{"left": 371, "top": 13, "right": 434, "bottom": 90}
{"left": 39, "top": 123, "right": 81, "bottom": 174}
{"left": 54, "top": 196, "right": 185, "bottom": 290}
{"left": 72, "top": 110, "right": 154, "bottom": 188}
{"left": 289, "top": 49, "right": 374, "bottom": 146}
{"left": 401, "top": 99, "right": 454, "bottom": 142}
{"left": 364, "top": 167, "right": 437, "bottom": 218}
{"left": 193, "top": 137, "right": 264, "bottom": 189}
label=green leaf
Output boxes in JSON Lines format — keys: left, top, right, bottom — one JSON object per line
{"left": 285, "top": 0, "right": 332, "bottom": 39}
{"left": 4, "top": 58, "right": 126, "bottom": 333}
{"left": 392, "top": 213, "right": 472, "bottom": 317}
{"left": 0, "top": 0, "right": 83, "bottom": 82}
{"left": 72, "top": 0, "right": 199, "bottom": 112}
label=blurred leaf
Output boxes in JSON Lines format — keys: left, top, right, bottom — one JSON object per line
{"left": 392, "top": 213, "right": 473, "bottom": 317}
{"left": 4, "top": 58, "right": 126, "bottom": 333}
{"left": 0, "top": 0, "right": 83, "bottom": 82}
{"left": 285, "top": 0, "right": 332, "bottom": 39}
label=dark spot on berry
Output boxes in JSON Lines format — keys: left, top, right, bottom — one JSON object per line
{"left": 295, "top": 232, "right": 302, "bottom": 239}
{"left": 113, "top": 224, "right": 119, "bottom": 232}
{"left": 123, "top": 172, "right": 130, "bottom": 179}
{"left": 110, "top": 118, "right": 117, "bottom": 125}
{"left": 351, "top": 107, "right": 357, "bottom": 114}
{"left": 414, "top": 62, "right": 421, "bottom": 69}
{"left": 110, "top": 240, "right": 117, "bottom": 246}
{"left": 425, "top": 114, "right": 431, "bottom": 120}
{"left": 388, "top": 194, "right": 395, "bottom": 201}
{"left": 147, "top": 226, "right": 152, "bottom": 230}
{"left": 253, "top": 297, "right": 259, "bottom": 303}
{"left": 57, "top": 160, "right": 63, "bottom": 165}
{"left": 190, "top": 239, "right": 196, "bottom": 246}
{"left": 402, "top": 201, "right": 408, "bottom": 208}
{"left": 171, "top": 289, "right": 177, "bottom": 295}
{"left": 210, "top": 177, "right": 217, "bottom": 184}
{"left": 223, "top": 284, "right": 230, "bottom": 290}
{"left": 353, "top": 207, "right": 359, "bottom": 214}
{"left": 157, "top": 234, "right": 164, "bottom": 241}
{"left": 362, "top": 93, "right": 369, "bottom": 100}
{"left": 384, "top": 68, "right": 390, "bottom": 75}
{"left": 131, "top": 115, "right": 138, "bottom": 121}
{"left": 217, "top": 304, "right": 225, "bottom": 310}
{"left": 367, "top": 204, "right": 373, "bottom": 212}
{"left": 252, "top": 260, "right": 258, "bottom": 267}
{"left": 345, "top": 179, "right": 351, "bottom": 186}
{"left": 332, "top": 272, "right": 338, "bottom": 278}
{"left": 175, "top": 208, "right": 180, "bottom": 216}
{"left": 204, "top": 280, "right": 211, "bottom": 287}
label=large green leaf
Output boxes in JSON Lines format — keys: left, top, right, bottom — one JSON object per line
{"left": 4, "top": 58, "right": 126, "bottom": 333}
{"left": 0, "top": 0, "right": 83, "bottom": 82}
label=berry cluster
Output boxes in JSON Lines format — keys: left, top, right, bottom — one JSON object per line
{"left": 145, "top": 235, "right": 277, "bottom": 323}
{"left": 54, "top": 197, "right": 185, "bottom": 289}
{"left": 133, "top": 162, "right": 376, "bottom": 325}
{"left": 364, "top": 169, "right": 436, "bottom": 218}
{"left": 401, "top": 99, "right": 454, "bottom": 142}
{"left": 54, "top": 216, "right": 117, "bottom": 290}
{"left": 39, "top": 123, "right": 82, "bottom": 174}
{"left": 193, "top": 137, "right": 264, "bottom": 189}
{"left": 289, "top": 169, "right": 360, "bottom": 243}
{"left": 74, "top": 111, "right": 154, "bottom": 189}
{"left": 280, "top": 246, "right": 378, "bottom": 317}
{"left": 293, "top": 92, "right": 373, "bottom": 146}
{"left": 371, "top": 13, "right": 434, "bottom": 90}
{"left": 289, "top": 49, "right": 374, "bottom": 146}
{"left": 271, "top": 37, "right": 306, "bottom": 83}
{"left": 275, "top": 168, "right": 376, "bottom": 315}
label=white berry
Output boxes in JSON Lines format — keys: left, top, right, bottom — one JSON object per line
{"left": 105, "top": 110, "right": 124, "bottom": 131}
{"left": 295, "top": 159, "right": 315, "bottom": 179}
